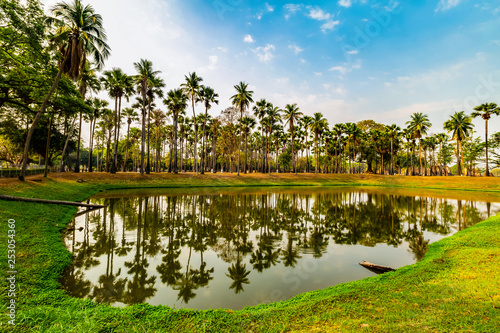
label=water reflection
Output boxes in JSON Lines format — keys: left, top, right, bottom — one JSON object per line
{"left": 62, "top": 188, "right": 499, "bottom": 310}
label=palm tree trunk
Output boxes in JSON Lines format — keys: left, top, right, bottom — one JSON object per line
{"left": 19, "top": 60, "right": 66, "bottom": 181}
{"left": 173, "top": 114, "right": 178, "bottom": 173}
{"left": 391, "top": 137, "right": 394, "bottom": 175}
{"left": 191, "top": 96, "right": 198, "bottom": 175}
{"left": 456, "top": 139, "right": 461, "bottom": 176}
{"left": 485, "top": 119, "right": 489, "bottom": 176}
{"left": 140, "top": 107, "right": 146, "bottom": 175}
{"left": 146, "top": 100, "right": 152, "bottom": 174}
{"left": 460, "top": 140, "right": 465, "bottom": 176}
{"left": 237, "top": 107, "right": 243, "bottom": 175}
{"left": 123, "top": 122, "right": 131, "bottom": 172}
{"left": 315, "top": 133, "right": 319, "bottom": 174}
{"left": 201, "top": 108, "right": 208, "bottom": 175}
{"left": 112, "top": 96, "right": 122, "bottom": 174}
{"left": 244, "top": 131, "right": 248, "bottom": 173}
{"left": 60, "top": 116, "right": 77, "bottom": 172}
{"left": 418, "top": 137, "right": 423, "bottom": 176}
{"left": 44, "top": 114, "right": 53, "bottom": 177}
{"left": 74, "top": 111, "right": 83, "bottom": 173}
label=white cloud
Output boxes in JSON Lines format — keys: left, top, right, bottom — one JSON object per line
{"left": 300, "top": 58, "right": 307, "bottom": 63}
{"left": 284, "top": 4, "right": 302, "bottom": 13}
{"left": 384, "top": 82, "right": 392, "bottom": 88}
{"left": 338, "top": 0, "right": 352, "bottom": 8}
{"left": 276, "top": 77, "right": 289, "bottom": 84}
{"left": 243, "top": 34, "right": 255, "bottom": 43}
{"left": 346, "top": 49, "right": 359, "bottom": 55}
{"left": 289, "top": 44, "right": 304, "bottom": 55}
{"left": 265, "top": 3, "right": 274, "bottom": 12}
{"left": 217, "top": 46, "right": 228, "bottom": 52}
{"left": 314, "top": 72, "right": 322, "bottom": 76}
{"left": 435, "top": 0, "right": 461, "bottom": 12}
{"left": 329, "top": 66, "right": 348, "bottom": 74}
{"left": 308, "top": 7, "right": 331, "bottom": 20}
{"left": 321, "top": 20, "right": 340, "bottom": 32}
{"left": 253, "top": 44, "right": 276, "bottom": 63}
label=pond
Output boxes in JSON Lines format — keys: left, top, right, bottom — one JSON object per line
{"left": 62, "top": 187, "right": 500, "bottom": 310}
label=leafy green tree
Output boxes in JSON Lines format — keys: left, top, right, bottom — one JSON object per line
{"left": 309, "top": 113, "right": 328, "bottom": 173}
{"left": 283, "top": 103, "right": 303, "bottom": 174}
{"left": 19, "top": 0, "right": 110, "bottom": 180}
{"left": 471, "top": 103, "right": 499, "bottom": 176}
{"left": 240, "top": 116, "right": 256, "bottom": 173}
{"left": 385, "top": 124, "right": 401, "bottom": 175}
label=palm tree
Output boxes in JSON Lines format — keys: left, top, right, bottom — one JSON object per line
{"left": 75, "top": 63, "right": 100, "bottom": 172}
{"left": 406, "top": 113, "right": 432, "bottom": 176}
{"left": 443, "top": 111, "right": 474, "bottom": 176}
{"left": 265, "top": 105, "right": 281, "bottom": 175}
{"left": 198, "top": 86, "right": 219, "bottom": 174}
{"left": 240, "top": 116, "right": 256, "bottom": 173}
{"left": 300, "top": 116, "right": 314, "bottom": 173}
{"left": 332, "top": 123, "right": 345, "bottom": 173}
{"left": 230, "top": 82, "right": 254, "bottom": 175}
{"left": 164, "top": 89, "right": 188, "bottom": 174}
{"left": 210, "top": 118, "right": 221, "bottom": 173}
{"left": 308, "top": 113, "right": 328, "bottom": 173}
{"left": 282, "top": 103, "right": 303, "bottom": 174}
{"left": 133, "top": 59, "right": 162, "bottom": 175}
{"left": 402, "top": 127, "right": 413, "bottom": 176}
{"left": 145, "top": 76, "right": 165, "bottom": 173}
{"left": 181, "top": 72, "right": 203, "bottom": 174}
{"left": 385, "top": 124, "right": 401, "bottom": 175}
{"left": 121, "top": 108, "right": 139, "bottom": 171}
{"left": 87, "top": 97, "right": 108, "bottom": 172}
{"left": 19, "top": 0, "right": 110, "bottom": 180}
{"left": 101, "top": 68, "right": 133, "bottom": 173}
{"left": 436, "top": 133, "right": 449, "bottom": 176}
{"left": 471, "top": 103, "right": 499, "bottom": 176}
{"left": 253, "top": 99, "right": 270, "bottom": 172}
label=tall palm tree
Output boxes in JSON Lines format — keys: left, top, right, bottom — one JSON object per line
{"left": 164, "top": 89, "right": 188, "bottom": 174}
{"left": 301, "top": 116, "right": 314, "bottom": 173}
{"left": 230, "top": 82, "right": 254, "bottom": 175}
{"left": 385, "top": 124, "right": 401, "bottom": 175}
{"left": 443, "top": 111, "right": 474, "bottom": 176}
{"left": 402, "top": 127, "right": 413, "bottom": 176}
{"left": 406, "top": 112, "right": 431, "bottom": 176}
{"left": 282, "top": 103, "right": 303, "bottom": 174}
{"left": 19, "top": 0, "right": 110, "bottom": 180}
{"left": 240, "top": 116, "right": 256, "bottom": 173}
{"left": 436, "top": 133, "right": 449, "bottom": 176}
{"left": 332, "top": 123, "right": 345, "bottom": 173}
{"left": 471, "top": 103, "right": 499, "bottom": 176}
{"left": 198, "top": 86, "right": 219, "bottom": 174}
{"left": 133, "top": 59, "right": 161, "bottom": 175}
{"left": 181, "top": 72, "right": 203, "bottom": 174}
{"left": 210, "top": 118, "right": 221, "bottom": 173}
{"left": 101, "top": 68, "right": 133, "bottom": 173}
{"left": 121, "top": 107, "right": 139, "bottom": 171}
{"left": 308, "top": 113, "right": 328, "bottom": 173}
{"left": 253, "top": 99, "right": 270, "bottom": 172}
{"left": 265, "top": 105, "right": 281, "bottom": 175}
{"left": 75, "top": 63, "right": 100, "bottom": 172}
{"left": 145, "top": 76, "right": 165, "bottom": 173}
{"left": 87, "top": 97, "right": 108, "bottom": 172}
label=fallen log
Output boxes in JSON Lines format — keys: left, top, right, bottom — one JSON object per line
{"left": 359, "top": 261, "right": 395, "bottom": 274}
{"left": 0, "top": 194, "right": 106, "bottom": 208}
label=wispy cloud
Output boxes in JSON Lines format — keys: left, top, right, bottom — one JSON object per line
{"left": 253, "top": 44, "right": 276, "bottom": 63}
{"left": 435, "top": 0, "right": 461, "bottom": 12}
{"left": 307, "top": 6, "right": 340, "bottom": 32}
{"left": 265, "top": 3, "right": 274, "bottom": 12}
{"left": 338, "top": 0, "right": 352, "bottom": 8}
{"left": 329, "top": 66, "right": 348, "bottom": 74}
{"left": 243, "top": 34, "right": 255, "bottom": 43}
{"left": 217, "top": 46, "right": 228, "bottom": 52}
{"left": 289, "top": 43, "right": 304, "bottom": 55}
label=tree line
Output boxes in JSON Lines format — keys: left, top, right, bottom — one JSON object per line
{"left": 1, "top": 0, "right": 499, "bottom": 180}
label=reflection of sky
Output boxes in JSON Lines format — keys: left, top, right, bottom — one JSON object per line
{"left": 64, "top": 188, "right": 500, "bottom": 310}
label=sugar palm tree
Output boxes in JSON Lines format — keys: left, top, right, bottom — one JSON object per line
{"left": 87, "top": 97, "right": 108, "bottom": 172}
{"left": 230, "top": 82, "right": 254, "bottom": 175}
{"left": 198, "top": 86, "right": 219, "bottom": 174}
{"left": 133, "top": 59, "right": 161, "bottom": 175}
{"left": 121, "top": 107, "right": 139, "bottom": 171}
{"left": 332, "top": 123, "right": 345, "bottom": 173}
{"left": 253, "top": 99, "right": 270, "bottom": 172}
{"left": 75, "top": 63, "right": 100, "bottom": 172}
{"left": 309, "top": 113, "right": 328, "bottom": 173}
{"left": 300, "top": 116, "right": 314, "bottom": 173}
{"left": 282, "top": 103, "right": 303, "bottom": 174}
{"left": 164, "top": 89, "right": 188, "bottom": 174}
{"left": 265, "top": 105, "right": 281, "bottom": 175}
{"left": 436, "top": 133, "right": 449, "bottom": 176}
{"left": 181, "top": 72, "right": 203, "bottom": 174}
{"left": 240, "top": 116, "right": 256, "bottom": 173}
{"left": 19, "top": 0, "right": 110, "bottom": 180}
{"left": 471, "top": 103, "right": 500, "bottom": 176}
{"left": 101, "top": 68, "right": 133, "bottom": 173}
{"left": 443, "top": 111, "right": 474, "bottom": 176}
{"left": 406, "top": 113, "right": 431, "bottom": 176}
{"left": 145, "top": 76, "right": 165, "bottom": 173}
{"left": 402, "top": 127, "right": 413, "bottom": 176}
{"left": 385, "top": 124, "right": 401, "bottom": 175}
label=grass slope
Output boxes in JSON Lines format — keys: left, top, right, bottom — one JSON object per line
{"left": 1, "top": 173, "right": 499, "bottom": 332}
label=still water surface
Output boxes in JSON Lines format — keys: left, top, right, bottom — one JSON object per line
{"left": 62, "top": 187, "right": 500, "bottom": 310}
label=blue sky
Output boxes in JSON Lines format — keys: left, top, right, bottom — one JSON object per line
{"left": 41, "top": 0, "right": 500, "bottom": 138}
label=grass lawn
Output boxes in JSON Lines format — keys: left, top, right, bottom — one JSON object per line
{"left": 1, "top": 172, "right": 499, "bottom": 332}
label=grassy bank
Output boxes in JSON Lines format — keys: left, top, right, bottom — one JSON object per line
{"left": 1, "top": 173, "right": 500, "bottom": 332}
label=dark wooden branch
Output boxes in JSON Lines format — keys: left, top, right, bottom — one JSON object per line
{"left": 359, "top": 261, "right": 395, "bottom": 274}
{"left": 0, "top": 194, "right": 106, "bottom": 208}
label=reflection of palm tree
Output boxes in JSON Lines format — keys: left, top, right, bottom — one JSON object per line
{"left": 226, "top": 258, "right": 251, "bottom": 294}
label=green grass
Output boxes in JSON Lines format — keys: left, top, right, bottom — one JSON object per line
{"left": 1, "top": 173, "right": 500, "bottom": 332}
